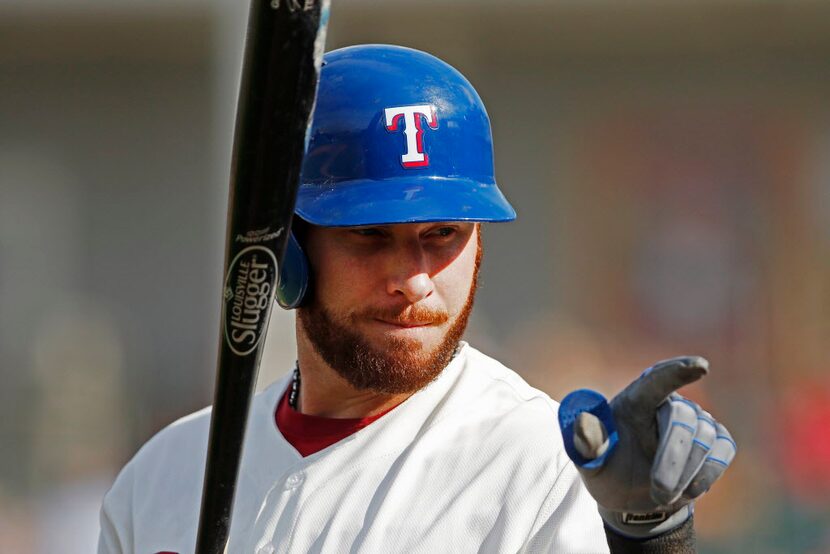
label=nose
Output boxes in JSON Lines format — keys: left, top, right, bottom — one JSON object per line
{"left": 389, "top": 272, "right": 434, "bottom": 304}
{"left": 386, "top": 243, "right": 434, "bottom": 303}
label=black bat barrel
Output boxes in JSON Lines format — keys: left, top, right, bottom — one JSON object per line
{"left": 195, "top": 1, "right": 328, "bottom": 552}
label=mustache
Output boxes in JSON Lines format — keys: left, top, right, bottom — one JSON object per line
{"left": 356, "top": 304, "right": 450, "bottom": 325}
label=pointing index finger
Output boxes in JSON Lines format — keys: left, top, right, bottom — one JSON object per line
{"left": 628, "top": 356, "right": 709, "bottom": 409}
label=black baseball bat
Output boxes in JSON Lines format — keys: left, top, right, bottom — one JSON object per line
{"left": 195, "top": 1, "right": 329, "bottom": 552}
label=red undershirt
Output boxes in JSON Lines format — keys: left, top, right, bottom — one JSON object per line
{"left": 275, "top": 389, "right": 398, "bottom": 457}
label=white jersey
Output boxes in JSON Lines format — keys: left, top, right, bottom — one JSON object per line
{"left": 98, "top": 343, "right": 608, "bottom": 553}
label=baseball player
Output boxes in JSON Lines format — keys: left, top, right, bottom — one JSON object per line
{"left": 98, "top": 45, "right": 736, "bottom": 553}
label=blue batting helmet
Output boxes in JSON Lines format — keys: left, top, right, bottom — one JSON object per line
{"left": 277, "top": 44, "right": 516, "bottom": 308}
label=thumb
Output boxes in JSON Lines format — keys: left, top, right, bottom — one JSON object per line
{"left": 574, "top": 411, "right": 610, "bottom": 460}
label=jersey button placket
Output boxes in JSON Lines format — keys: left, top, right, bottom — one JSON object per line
{"left": 284, "top": 472, "right": 304, "bottom": 490}
{"left": 249, "top": 471, "right": 306, "bottom": 552}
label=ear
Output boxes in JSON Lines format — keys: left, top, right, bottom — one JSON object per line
{"left": 276, "top": 231, "right": 310, "bottom": 309}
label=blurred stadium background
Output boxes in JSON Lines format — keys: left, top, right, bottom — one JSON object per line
{"left": 1, "top": 0, "right": 829, "bottom": 551}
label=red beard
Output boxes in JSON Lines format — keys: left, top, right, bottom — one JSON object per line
{"left": 297, "top": 240, "right": 481, "bottom": 394}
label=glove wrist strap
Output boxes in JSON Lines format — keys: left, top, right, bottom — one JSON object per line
{"left": 599, "top": 503, "right": 693, "bottom": 539}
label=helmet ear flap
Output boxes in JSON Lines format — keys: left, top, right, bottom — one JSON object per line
{"left": 276, "top": 231, "right": 309, "bottom": 309}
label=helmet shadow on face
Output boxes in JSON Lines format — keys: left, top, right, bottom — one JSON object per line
{"left": 292, "top": 219, "right": 480, "bottom": 307}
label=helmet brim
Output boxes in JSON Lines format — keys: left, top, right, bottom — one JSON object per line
{"left": 295, "top": 177, "right": 517, "bottom": 227}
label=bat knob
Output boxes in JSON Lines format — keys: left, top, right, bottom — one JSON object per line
{"left": 558, "top": 389, "right": 619, "bottom": 469}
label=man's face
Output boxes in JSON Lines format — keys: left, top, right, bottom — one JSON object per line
{"left": 297, "top": 222, "right": 481, "bottom": 394}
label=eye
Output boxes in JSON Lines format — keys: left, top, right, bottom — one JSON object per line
{"left": 351, "top": 227, "right": 384, "bottom": 237}
{"left": 430, "top": 226, "right": 457, "bottom": 238}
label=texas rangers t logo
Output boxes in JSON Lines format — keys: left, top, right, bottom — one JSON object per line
{"left": 384, "top": 104, "right": 438, "bottom": 168}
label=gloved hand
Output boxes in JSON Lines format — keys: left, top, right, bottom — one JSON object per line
{"left": 557, "top": 356, "right": 737, "bottom": 539}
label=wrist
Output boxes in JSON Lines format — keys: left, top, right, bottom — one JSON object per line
{"left": 604, "top": 515, "right": 696, "bottom": 554}
{"left": 598, "top": 503, "right": 693, "bottom": 540}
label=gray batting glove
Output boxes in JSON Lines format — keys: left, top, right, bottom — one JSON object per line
{"left": 557, "top": 356, "right": 737, "bottom": 539}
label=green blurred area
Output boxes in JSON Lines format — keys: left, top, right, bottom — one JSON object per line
{"left": 1, "top": 1, "right": 828, "bottom": 551}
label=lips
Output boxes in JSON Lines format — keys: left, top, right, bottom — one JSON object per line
{"left": 374, "top": 318, "right": 434, "bottom": 328}
{"left": 361, "top": 305, "right": 450, "bottom": 329}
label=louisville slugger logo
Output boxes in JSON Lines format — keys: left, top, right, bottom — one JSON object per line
{"left": 223, "top": 245, "right": 278, "bottom": 356}
{"left": 384, "top": 104, "right": 438, "bottom": 168}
